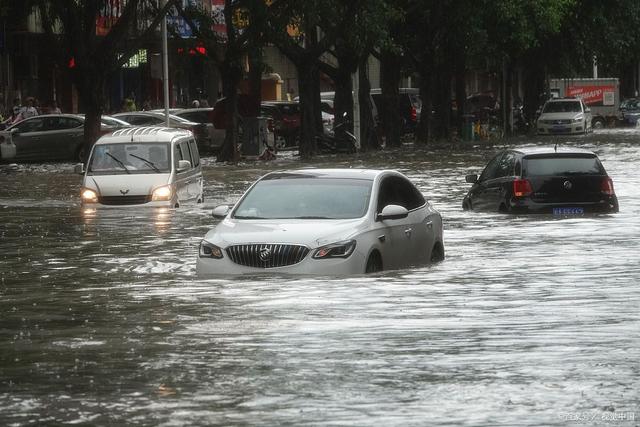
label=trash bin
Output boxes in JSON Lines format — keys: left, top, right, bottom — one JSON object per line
{"left": 461, "top": 114, "right": 475, "bottom": 141}
{"left": 241, "top": 117, "right": 269, "bottom": 156}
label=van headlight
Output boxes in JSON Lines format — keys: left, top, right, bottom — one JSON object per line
{"left": 152, "top": 185, "right": 173, "bottom": 201}
{"left": 80, "top": 188, "right": 98, "bottom": 203}
{"left": 199, "top": 240, "right": 224, "bottom": 259}
{"left": 312, "top": 240, "right": 356, "bottom": 259}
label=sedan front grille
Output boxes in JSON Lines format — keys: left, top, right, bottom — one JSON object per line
{"left": 226, "top": 244, "right": 310, "bottom": 268}
{"left": 99, "top": 195, "right": 151, "bottom": 205}
{"left": 543, "top": 119, "right": 572, "bottom": 125}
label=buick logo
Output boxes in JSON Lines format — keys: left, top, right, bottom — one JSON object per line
{"left": 563, "top": 180, "right": 573, "bottom": 190}
{"left": 120, "top": 189, "right": 130, "bottom": 195}
{"left": 259, "top": 247, "right": 272, "bottom": 261}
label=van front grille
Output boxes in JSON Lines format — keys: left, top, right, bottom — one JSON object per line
{"left": 226, "top": 244, "right": 309, "bottom": 268}
{"left": 99, "top": 195, "right": 151, "bottom": 205}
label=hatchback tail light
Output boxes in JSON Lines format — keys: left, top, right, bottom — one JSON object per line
{"left": 601, "top": 177, "right": 615, "bottom": 195}
{"left": 410, "top": 106, "right": 417, "bottom": 122}
{"left": 513, "top": 179, "right": 533, "bottom": 197}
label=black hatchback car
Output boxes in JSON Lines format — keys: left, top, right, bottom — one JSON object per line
{"left": 462, "top": 147, "right": 618, "bottom": 214}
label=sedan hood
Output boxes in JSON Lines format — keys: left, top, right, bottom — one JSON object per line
{"left": 86, "top": 173, "right": 170, "bottom": 197}
{"left": 206, "top": 218, "right": 367, "bottom": 248}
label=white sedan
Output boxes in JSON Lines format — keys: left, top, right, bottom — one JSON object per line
{"left": 196, "top": 169, "right": 444, "bottom": 276}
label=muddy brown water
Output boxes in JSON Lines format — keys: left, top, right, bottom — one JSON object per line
{"left": 1, "top": 130, "right": 639, "bottom": 425}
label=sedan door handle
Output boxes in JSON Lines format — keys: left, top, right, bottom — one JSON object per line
{"left": 404, "top": 228, "right": 412, "bottom": 237}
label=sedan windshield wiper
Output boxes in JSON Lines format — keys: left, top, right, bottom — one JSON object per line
{"left": 106, "top": 152, "right": 130, "bottom": 173}
{"left": 287, "top": 216, "right": 334, "bottom": 219}
{"left": 233, "top": 215, "right": 268, "bottom": 219}
{"left": 129, "top": 154, "right": 160, "bottom": 173}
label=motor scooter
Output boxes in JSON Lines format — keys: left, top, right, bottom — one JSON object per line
{"left": 316, "top": 113, "right": 357, "bottom": 154}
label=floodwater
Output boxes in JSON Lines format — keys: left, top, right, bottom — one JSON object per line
{"left": 1, "top": 130, "right": 639, "bottom": 426}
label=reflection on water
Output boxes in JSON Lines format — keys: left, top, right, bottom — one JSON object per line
{"left": 1, "top": 132, "right": 639, "bottom": 425}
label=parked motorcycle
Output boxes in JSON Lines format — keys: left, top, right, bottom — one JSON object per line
{"left": 316, "top": 113, "right": 357, "bottom": 154}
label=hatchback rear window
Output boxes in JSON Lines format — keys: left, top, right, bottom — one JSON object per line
{"left": 524, "top": 156, "right": 604, "bottom": 176}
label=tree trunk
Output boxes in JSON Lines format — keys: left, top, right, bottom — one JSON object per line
{"left": 358, "top": 61, "right": 379, "bottom": 152}
{"left": 454, "top": 55, "right": 467, "bottom": 138}
{"left": 217, "top": 62, "right": 241, "bottom": 163}
{"left": 416, "top": 71, "right": 432, "bottom": 144}
{"left": 76, "top": 68, "right": 105, "bottom": 163}
{"left": 332, "top": 68, "right": 353, "bottom": 132}
{"left": 297, "top": 59, "right": 320, "bottom": 159}
{"left": 432, "top": 65, "right": 451, "bottom": 141}
{"left": 380, "top": 50, "right": 402, "bottom": 147}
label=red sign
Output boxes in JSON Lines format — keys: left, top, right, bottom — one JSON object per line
{"left": 566, "top": 85, "right": 615, "bottom": 106}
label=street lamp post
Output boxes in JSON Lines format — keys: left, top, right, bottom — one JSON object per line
{"left": 161, "top": 0, "right": 170, "bottom": 126}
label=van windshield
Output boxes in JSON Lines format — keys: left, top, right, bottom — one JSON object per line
{"left": 88, "top": 143, "right": 171, "bottom": 175}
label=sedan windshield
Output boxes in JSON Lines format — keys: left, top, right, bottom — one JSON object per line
{"left": 88, "top": 143, "right": 171, "bottom": 175}
{"left": 233, "top": 177, "right": 373, "bottom": 219}
{"left": 543, "top": 101, "right": 582, "bottom": 113}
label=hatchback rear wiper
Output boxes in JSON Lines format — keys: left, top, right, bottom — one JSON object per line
{"left": 129, "top": 154, "right": 160, "bottom": 173}
{"left": 106, "top": 152, "right": 130, "bottom": 173}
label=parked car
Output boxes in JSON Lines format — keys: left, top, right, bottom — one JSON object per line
{"left": 196, "top": 168, "right": 444, "bottom": 276}
{"left": 0, "top": 114, "right": 129, "bottom": 163}
{"left": 370, "top": 88, "right": 421, "bottom": 134}
{"left": 618, "top": 98, "right": 640, "bottom": 126}
{"left": 536, "top": 98, "right": 592, "bottom": 135}
{"left": 462, "top": 147, "right": 618, "bottom": 214}
{"left": 260, "top": 101, "right": 301, "bottom": 148}
{"left": 172, "top": 107, "right": 223, "bottom": 152}
{"left": 77, "top": 127, "right": 203, "bottom": 208}
{"left": 112, "top": 111, "right": 209, "bottom": 153}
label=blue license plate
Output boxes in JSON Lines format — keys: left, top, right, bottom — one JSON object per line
{"left": 553, "top": 207, "right": 584, "bottom": 215}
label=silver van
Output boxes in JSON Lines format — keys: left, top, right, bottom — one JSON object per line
{"left": 77, "top": 127, "right": 203, "bottom": 207}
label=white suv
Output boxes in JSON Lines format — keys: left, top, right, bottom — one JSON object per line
{"left": 536, "top": 98, "right": 592, "bottom": 135}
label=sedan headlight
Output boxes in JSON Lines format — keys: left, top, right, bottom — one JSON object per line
{"left": 199, "top": 240, "right": 224, "bottom": 259}
{"left": 312, "top": 240, "right": 356, "bottom": 259}
{"left": 80, "top": 188, "right": 98, "bottom": 203}
{"left": 152, "top": 185, "right": 173, "bottom": 201}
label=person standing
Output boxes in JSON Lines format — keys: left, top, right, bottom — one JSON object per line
{"left": 49, "top": 100, "right": 62, "bottom": 114}
{"left": 22, "top": 97, "right": 38, "bottom": 119}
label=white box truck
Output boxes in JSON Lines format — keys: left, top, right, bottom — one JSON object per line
{"left": 548, "top": 78, "right": 619, "bottom": 128}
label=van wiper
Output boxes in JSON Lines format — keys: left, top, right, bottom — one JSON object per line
{"left": 129, "top": 154, "right": 160, "bottom": 173}
{"left": 106, "top": 152, "right": 130, "bottom": 173}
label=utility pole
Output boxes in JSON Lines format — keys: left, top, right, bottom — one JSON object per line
{"left": 161, "top": 0, "right": 170, "bottom": 126}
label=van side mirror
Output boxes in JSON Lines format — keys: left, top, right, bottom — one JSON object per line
{"left": 212, "top": 205, "right": 231, "bottom": 218}
{"left": 465, "top": 174, "right": 478, "bottom": 183}
{"left": 74, "top": 163, "right": 85, "bottom": 174}
{"left": 377, "top": 204, "right": 408, "bottom": 221}
{"left": 177, "top": 159, "right": 191, "bottom": 172}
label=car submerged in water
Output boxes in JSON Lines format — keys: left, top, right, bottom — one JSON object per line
{"left": 462, "top": 147, "right": 618, "bottom": 214}
{"left": 197, "top": 169, "right": 444, "bottom": 276}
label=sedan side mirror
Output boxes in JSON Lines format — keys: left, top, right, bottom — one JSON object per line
{"left": 585, "top": 108, "right": 591, "bottom": 113}
{"left": 177, "top": 159, "right": 191, "bottom": 172}
{"left": 465, "top": 174, "right": 478, "bottom": 184}
{"left": 74, "top": 163, "right": 85, "bottom": 175}
{"left": 212, "top": 204, "right": 231, "bottom": 218}
{"left": 377, "top": 204, "right": 409, "bottom": 221}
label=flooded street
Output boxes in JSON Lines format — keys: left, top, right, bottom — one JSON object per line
{"left": 1, "top": 130, "right": 639, "bottom": 426}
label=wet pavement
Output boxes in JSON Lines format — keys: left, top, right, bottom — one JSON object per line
{"left": 1, "top": 130, "right": 639, "bottom": 426}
